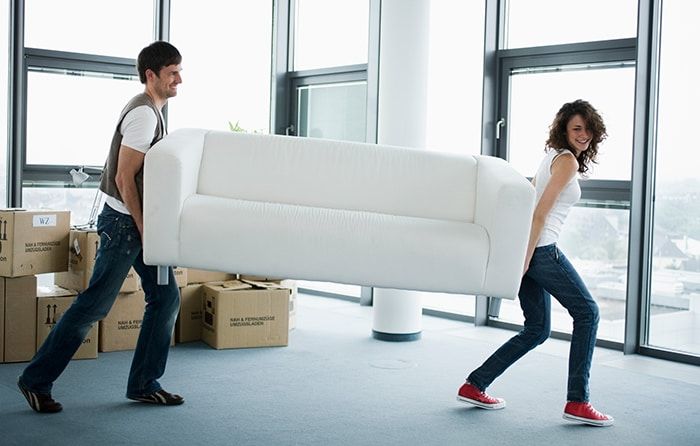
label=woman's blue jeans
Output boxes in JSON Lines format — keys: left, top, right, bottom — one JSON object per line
{"left": 20, "top": 204, "right": 180, "bottom": 398}
{"left": 468, "top": 243, "right": 600, "bottom": 402}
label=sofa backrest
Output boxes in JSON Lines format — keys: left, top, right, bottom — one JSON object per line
{"left": 197, "top": 131, "right": 478, "bottom": 222}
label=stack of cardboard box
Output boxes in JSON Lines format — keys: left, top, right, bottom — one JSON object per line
{"left": 53, "top": 228, "right": 144, "bottom": 353}
{"left": 175, "top": 269, "right": 235, "bottom": 344}
{"left": 0, "top": 209, "right": 71, "bottom": 363}
{"left": 0, "top": 209, "right": 300, "bottom": 363}
{"left": 36, "top": 285, "right": 97, "bottom": 360}
{"left": 176, "top": 271, "right": 297, "bottom": 349}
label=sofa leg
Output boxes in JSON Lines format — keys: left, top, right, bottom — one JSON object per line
{"left": 157, "top": 266, "right": 169, "bottom": 285}
{"left": 372, "top": 288, "right": 423, "bottom": 342}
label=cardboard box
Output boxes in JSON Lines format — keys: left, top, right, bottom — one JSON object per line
{"left": 36, "top": 285, "right": 97, "bottom": 360}
{"left": 280, "top": 280, "right": 297, "bottom": 330}
{"left": 54, "top": 229, "right": 139, "bottom": 293}
{"left": 99, "top": 290, "right": 145, "bottom": 352}
{"left": 187, "top": 268, "right": 236, "bottom": 284}
{"left": 240, "top": 276, "right": 297, "bottom": 330}
{"left": 0, "top": 209, "right": 70, "bottom": 277}
{"left": 201, "top": 280, "right": 289, "bottom": 349}
{"left": 0, "top": 283, "right": 3, "bottom": 362}
{"left": 176, "top": 284, "right": 203, "bottom": 343}
{"left": 173, "top": 267, "right": 188, "bottom": 288}
{"left": 2, "top": 275, "right": 38, "bottom": 362}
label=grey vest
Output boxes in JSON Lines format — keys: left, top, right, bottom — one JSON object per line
{"left": 99, "top": 93, "right": 165, "bottom": 204}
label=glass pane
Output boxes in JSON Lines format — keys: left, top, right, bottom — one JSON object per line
{"left": 423, "top": 293, "right": 475, "bottom": 318}
{"left": 297, "top": 281, "right": 362, "bottom": 298}
{"left": 0, "top": 1, "right": 9, "bottom": 206}
{"left": 297, "top": 82, "right": 367, "bottom": 142}
{"left": 294, "top": 0, "right": 369, "bottom": 70}
{"left": 296, "top": 80, "right": 366, "bottom": 297}
{"left": 424, "top": 0, "right": 481, "bottom": 316}
{"left": 508, "top": 65, "right": 635, "bottom": 181}
{"left": 426, "top": 0, "right": 484, "bottom": 157}
{"left": 496, "top": 203, "right": 629, "bottom": 342}
{"left": 648, "top": 0, "right": 700, "bottom": 356}
{"left": 22, "top": 186, "right": 103, "bottom": 227}
{"left": 26, "top": 70, "right": 141, "bottom": 166}
{"left": 25, "top": 0, "right": 153, "bottom": 58}
{"left": 169, "top": 0, "right": 272, "bottom": 133}
{"left": 505, "top": 0, "right": 637, "bottom": 49}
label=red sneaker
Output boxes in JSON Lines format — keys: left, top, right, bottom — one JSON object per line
{"left": 563, "top": 402, "right": 614, "bottom": 427}
{"left": 456, "top": 382, "right": 506, "bottom": 410}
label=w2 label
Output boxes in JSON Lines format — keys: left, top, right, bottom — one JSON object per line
{"left": 33, "top": 215, "right": 57, "bottom": 227}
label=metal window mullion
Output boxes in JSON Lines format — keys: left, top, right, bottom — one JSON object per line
{"left": 272, "top": 0, "right": 291, "bottom": 135}
{"left": 155, "top": 0, "right": 171, "bottom": 41}
{"left": 626, "top": 0, "right": 661, "bottom": 356}
{"left": 292, "top": 71, "right": 368, "bottom": 88}
{"left": 8, "top": 0, "right": 25, "bottom": 207}
{"left": 360, "top": 0, "right": 381, "bottom": 306}
{"left": 499, "top": 38, "right": 636, "bottom": 60}
{"left": 365, "top": 0, "right": 380, "bottom": 146}
{"left": 481, "top": 0, "right": 500, "bottom": 159}
{"left": 476, "top": 0, "right": 501, "bottom": 325}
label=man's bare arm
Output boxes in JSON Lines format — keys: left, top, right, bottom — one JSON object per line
{"left": 114, "top": 145, "right": 146, "bottom": 237}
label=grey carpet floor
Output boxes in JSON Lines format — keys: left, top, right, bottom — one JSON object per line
{"left": 1, "top": 293, "right": 698, "bottom": 446}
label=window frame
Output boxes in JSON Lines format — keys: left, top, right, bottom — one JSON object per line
{"left": 494, "top": 38, "right": 637, "bottom": 203}
{"left": 275, "top": 0, "right": 379, "bottom": 304}
{"left": 21, "top": 48, "right": 139, "bottom": 185}
{"left": 8, "top": 0, "right": 167, "bottom": 207}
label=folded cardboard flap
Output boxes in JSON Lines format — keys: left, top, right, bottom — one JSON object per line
{"left": 218, "top": 280, "right": 253, "bottom": 291}
{"left": 238, "top": 279, "right": 289, "bottom": 292}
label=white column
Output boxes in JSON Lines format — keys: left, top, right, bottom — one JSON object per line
{"left": 377, "top": 0, "right": 430, "bottom": 149}
{"left": 372, "top": 0, "right": 430, "bottom": 341}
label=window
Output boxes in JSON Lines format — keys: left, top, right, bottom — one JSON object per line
{"left": 505, "top": 0, "right": 637, "bottom": 49}
{"left": 297, "top": 82, "right": 367, "bottom": 141}
{"left": 490, "top": 19, "right": 636, "bottom": 343}
{"left": 420, "top": 0, "right": 486, "bottom": 317}
{"left": 168, "top": 0, "right": 273, "bottom": 133}
{"left": 498, "top": 203, "right": 629, "bottom": 341}
{"left": 23, "top": 187, "right": 101, "bottom": 227}
{"left": 648, "top": 0, "right": 700, "bottom": 356}
{"left": 291, "top": 78, "right": 367, "bottom": 299}
{"left": 26, "top": 69, "right": 140, "bottom": 167}
{"left": 1, "top": 1, "right": 9, "bottom": 206}
{"left": 293, "top": 0, "right": 369, "bottom": 71}
{"left": 20, "top": 2, "right": 149, "bottom": 204}
{"left": 507, "top": 64, "right": 635, "bottom": 181}
{"left": 426, "top": 0, "right": 485, "bottom": 156}
{"left": 24, "top": 0, "right": 153, "bottom": 58}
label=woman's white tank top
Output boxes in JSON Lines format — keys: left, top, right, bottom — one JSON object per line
{"left": 534, "top": 150, "right": 581, "bottom": 247}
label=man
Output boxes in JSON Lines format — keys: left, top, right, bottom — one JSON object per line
{"left": 18, "top": 41, "right": 184, "bottom": 413}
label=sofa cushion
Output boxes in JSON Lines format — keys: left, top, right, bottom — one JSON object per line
{"left": 178, "top": 194, "right": 490, "bottom": 294}
{"left": 197, "top": 131, "right": 478, "bottom": 223}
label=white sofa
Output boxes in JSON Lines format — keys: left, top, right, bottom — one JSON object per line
{"left": 143, "top": 129, "right": 535, "bottom": 300}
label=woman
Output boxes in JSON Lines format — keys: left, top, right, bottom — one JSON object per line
{"left": 456, "top": 100, "right": 614, "bottom": 427}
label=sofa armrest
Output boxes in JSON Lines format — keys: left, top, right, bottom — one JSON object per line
{"left": 474, "top": 155, "right": 536, "bottom": 298}
{"left": 143, "top": 128, "right": 208, "bottom": 266}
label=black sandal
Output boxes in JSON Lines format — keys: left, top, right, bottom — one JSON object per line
{"left": 128, "top": 389, "right": 184, "bottom": 406}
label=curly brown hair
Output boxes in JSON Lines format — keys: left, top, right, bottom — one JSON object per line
{"left": 545, "top": 99, "right": 607, "bottom": 175}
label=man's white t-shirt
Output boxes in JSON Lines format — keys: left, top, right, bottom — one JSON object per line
{"left": 105, "top": 105, "right": 164, "bottom": 215}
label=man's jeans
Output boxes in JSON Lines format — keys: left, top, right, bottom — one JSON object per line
{"left": 468, "top": 243, "right": 600, "bottom": 402}
{"left": 21, "top": 204, "right": 180, "bottom": 397}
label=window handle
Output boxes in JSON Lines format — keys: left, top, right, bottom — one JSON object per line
{"left": 496, "top": 118, "right": 506, "bottom": 140}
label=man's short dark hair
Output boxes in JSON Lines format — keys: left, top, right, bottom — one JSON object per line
{"left": 137, "top": 41, "right": 182, "bottom": 84}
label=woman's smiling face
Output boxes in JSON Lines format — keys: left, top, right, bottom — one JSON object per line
{"left": 566, "top": 114, "right": 591, "bottom": 155}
